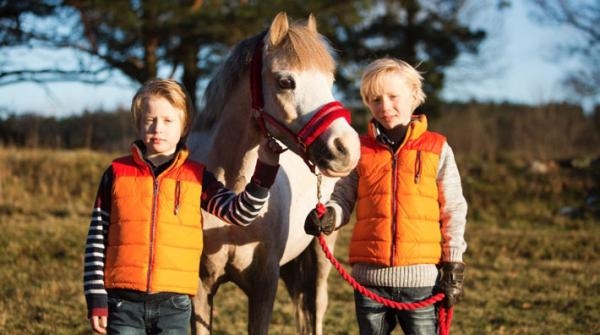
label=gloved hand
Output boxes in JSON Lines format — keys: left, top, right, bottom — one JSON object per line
{"left": 304, "top": 206, "right": 336, "bottom": 236}
{"left": 439, "top": 262, "right": 465, "bottom": 308}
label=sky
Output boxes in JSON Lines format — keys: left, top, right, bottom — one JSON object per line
{"left": 0, "top": 2, "right": 587, "bottom": 117}
{"left": 442, "top": 1, "right": 581, "bottom": 108}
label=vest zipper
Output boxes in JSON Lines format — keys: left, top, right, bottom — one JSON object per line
{"left": 390, "top": 153, "right": 398, "bottom": 266}
{"left": 174, "top": 180, "right": 181, "bottom": 215}
{"left": 414, "top": 150, "right": 422, "bottom": 184}
{"left": 147, "top": 178, "right": 159, "bottom": 292}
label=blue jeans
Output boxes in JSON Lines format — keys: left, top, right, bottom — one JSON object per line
{"left": 107, "top": 294, "right": 191, "bottom": 335}
{"left": 354, "top": 286, "right": 437, "bottom": 335}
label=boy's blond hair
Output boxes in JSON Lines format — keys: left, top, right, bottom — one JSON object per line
{"left": 131, "top": 78, "right": 194, "bottom": 139}
{"left": 360, "top": 58, "right": 426, "bottom": 111}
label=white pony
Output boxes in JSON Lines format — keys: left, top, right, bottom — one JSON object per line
{"left": 187, "top": 12, "right": 360, "bottom": 335}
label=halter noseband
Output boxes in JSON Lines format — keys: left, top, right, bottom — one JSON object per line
{"left": 250, "top": 37, "right": 352, "bottom": 172}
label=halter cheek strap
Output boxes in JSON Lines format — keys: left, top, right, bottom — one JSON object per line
{"left": 249, "top": 37, "right": 352, "bottom": 172}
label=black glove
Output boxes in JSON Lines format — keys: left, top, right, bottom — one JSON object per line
{"left": 439, "top": 262, "right": 465, "bottom": 308}
{"left": 304, "top": 206, "right": 336, "bottom": 236}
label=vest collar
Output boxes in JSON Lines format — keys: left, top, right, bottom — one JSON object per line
{"left": 130, "top": 140, "right": 190, "bottom": 171}
{"left": 367, "top": 114, "right": 429, "bottom": 145}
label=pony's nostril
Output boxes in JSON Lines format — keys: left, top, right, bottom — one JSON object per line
{"left": 334, "top": 138, "right": 347, "bottom": 156}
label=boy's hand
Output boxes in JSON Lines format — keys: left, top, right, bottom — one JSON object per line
{"left": 258, "top": 137, "right": 284, "bottom": 166}
{"left": 304, "top": 206, "right": 336, "bottom": 236}
{"left": 90, "top": 315, "right": 107, "bottom": 334}
{"left": 439, "top": 262, "right": 465, "bottom": 308}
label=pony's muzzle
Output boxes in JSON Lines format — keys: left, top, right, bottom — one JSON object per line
{"left": 308, "top": 127, "right": 360, "bottom": 177}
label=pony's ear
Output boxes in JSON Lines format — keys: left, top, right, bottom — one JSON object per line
{"left": 307, "top": 13, "right": 317, "bottom": 33}
{"left": 269, "top": 12, "right": 289, "bottom": 47}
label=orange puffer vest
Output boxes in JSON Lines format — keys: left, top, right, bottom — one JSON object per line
{"left": 350, "top": 115, "right": 445, "bottom": 267}
{"left": 105, "top": 145, "right": 204, "bottom": 295}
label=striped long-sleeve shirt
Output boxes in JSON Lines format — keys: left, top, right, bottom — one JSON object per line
{"left": 83, "top": 156, "right": 278, "bottom": 318}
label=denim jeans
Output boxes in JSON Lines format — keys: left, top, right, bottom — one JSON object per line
{"left": 107, "top": 294, "right": 191, "bottom": 335}
{"left": 354, "top": 286, "right": 437, "bottom": 335}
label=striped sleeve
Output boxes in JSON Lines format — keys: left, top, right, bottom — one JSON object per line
{"left": 83, "top": 167, "right": 112, "bottom": 318}
{"left": 201, "top": 161, "right": 277, "bottom": 226}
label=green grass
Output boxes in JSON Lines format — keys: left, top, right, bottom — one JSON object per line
{"left": 1, "top": 148, "right": 599, "bottom": 334}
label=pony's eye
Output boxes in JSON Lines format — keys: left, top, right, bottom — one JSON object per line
{"left": 277, "top": 76, "right": 296, "bottom": 90}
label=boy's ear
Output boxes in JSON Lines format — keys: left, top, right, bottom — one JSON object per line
{"left": 411, "top": 89, "right": 422, "bottom": 110}
{"left": 180, "top": 111, "right": 190, "bottom": 137}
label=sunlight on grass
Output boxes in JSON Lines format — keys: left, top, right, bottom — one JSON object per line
{"left": 1, "top": 148, "right": 598, "bottom": 334}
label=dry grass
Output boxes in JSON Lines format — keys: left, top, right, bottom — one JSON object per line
{"left": 0, "top": 148, "right": 599, "bottom": 334}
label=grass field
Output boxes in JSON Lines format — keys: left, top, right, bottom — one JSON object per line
{"left": 0, "top": 148, "right": 599, "bottom": 334}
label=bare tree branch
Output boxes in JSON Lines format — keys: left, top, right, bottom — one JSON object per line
{"left": 0, "top": 67, "right": 111, "bottom": 86}
{"left": 527, "top": 0, "right": 600, "bottom": 101}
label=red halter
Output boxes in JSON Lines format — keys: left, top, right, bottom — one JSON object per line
{"left": 249, "top": 38, "right": 351, "bottom": 172}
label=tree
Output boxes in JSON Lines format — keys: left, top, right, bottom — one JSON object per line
{"left": 1, "top": 1, "right": 361, "bottom": 108}
{"left": 0, "top": 1, "right": 112, "bottom": 85}
{"left": 320, "top": 0, "right": 487, "bottom": 116}
{"left": 527, "top": 0, "right": 600, "bottom": 106}
{"left": 0, "top": 1, "right": 85, "bottom": 85}
{"left": 1, "top": 0, "right": 491, "bottom": 118}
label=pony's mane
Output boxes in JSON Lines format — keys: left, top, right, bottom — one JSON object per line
{"left": 194, "top": 20, "right": 336, "bottom": 131}
{"left": 194, "top": 33, "right": 261, "bottom": 131}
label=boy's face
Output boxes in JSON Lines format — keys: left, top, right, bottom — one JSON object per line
{"left": 366, "top": 73, "right": 414, "bottom": 130}
{"left": 140, "top": 96, "right": 184, "bottom": 158}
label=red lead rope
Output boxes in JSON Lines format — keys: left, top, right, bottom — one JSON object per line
{"left": 315, "top": 203, "right": 454, "bottom": 335}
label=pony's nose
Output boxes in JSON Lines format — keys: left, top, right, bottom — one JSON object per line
{"left": 333, "top": 137, "right": 348, "bottom": 157}
{"left": 328, "top": 136, "right": 359, "bottom": 170}
{"left": 309, "top": 134, "right": 359, "bottom": 177}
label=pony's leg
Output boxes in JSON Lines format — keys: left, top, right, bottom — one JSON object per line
{"left": 191, "top": 279, "right": 215, "bottom": 335}
{"left": 192, "top": 249, "right": 229, "bottom": 335}
{"left": 243, "top": 260, "right": 280, "bottom": 335}
{"left": 281, "top": 251, "right": 316, "bottom": 335}
{"left": 281, "top": 232, "right": 338, "bottom": 335}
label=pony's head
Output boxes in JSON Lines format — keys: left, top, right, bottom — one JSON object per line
{"left": 252, "top": 12, "right": 360, "bottom": 177}
{"left": 194, "top": 12, "right": 360, "bottom": 177}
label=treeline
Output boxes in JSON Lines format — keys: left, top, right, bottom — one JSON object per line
{"left": 0, "top": 109, "right": 134, "bottom": 152}
{"left": 1, "top": 101, "right": 599, "bottom": 160}
{"left": 433, "top": 102, "right": 600, "bottom": 160}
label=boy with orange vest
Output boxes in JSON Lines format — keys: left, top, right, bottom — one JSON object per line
{"left": 305, "top": 58, "right": 468, "bottom": 334}
{"left": 83, "top": 79, "right": 281, "bottom": 334}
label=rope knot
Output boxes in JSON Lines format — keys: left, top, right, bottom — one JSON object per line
{"left": 315, "top": 202, "right": 326, "bottom": 218}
